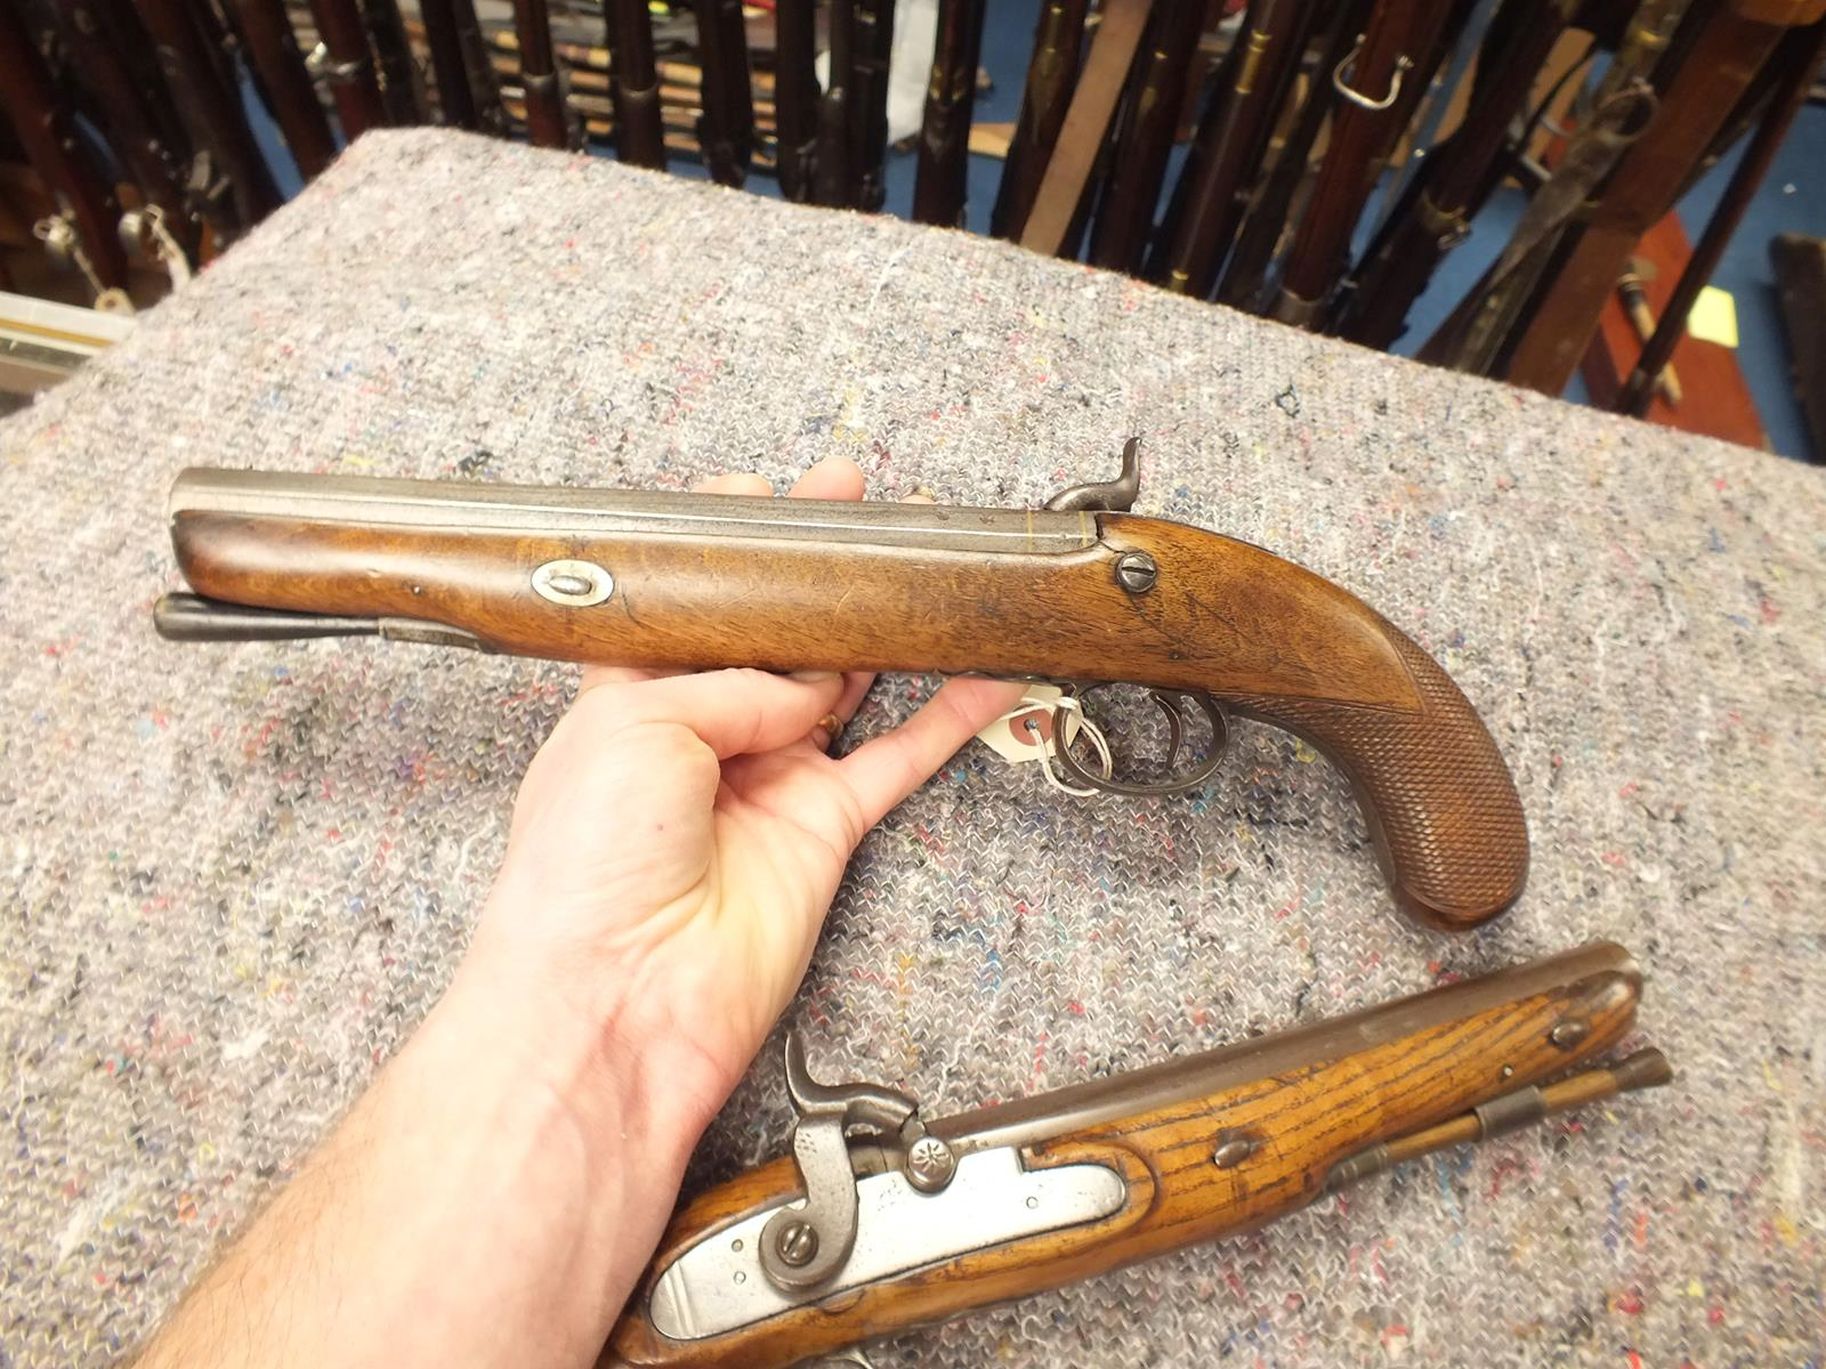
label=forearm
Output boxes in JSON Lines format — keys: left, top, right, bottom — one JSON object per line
{"left": 137, "top": 947, "right": 721, "bottom": 1369}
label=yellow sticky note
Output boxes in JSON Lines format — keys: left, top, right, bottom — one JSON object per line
{"left": 1687, "top": 286, "right": 1739, "bottom": 349}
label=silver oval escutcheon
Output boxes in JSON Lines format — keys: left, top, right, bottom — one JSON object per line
{"left": 531, "top": 558, "right": 614, "bottom": 607}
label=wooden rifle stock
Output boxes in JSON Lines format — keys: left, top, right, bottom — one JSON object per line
{"left": 509, "top": 0, "right": 570, "bottom": 147}
{"left": 0, "top": 0, "right": 130, "bottom": 291}
{"left": 49, "top": 0, "right": 199, "bottom": 259}
{"left": 607, "top": 0, "right": 667, "bottom": 168}
{"left": 912, "top": 0, "right": 988, "bottom": 226}
{"left": 814, "top": 0, "right": 858, "bottom": 206}
{"left": 227, "top": 0, "right": 339, "bottom": 179}
{"left": 1272, "top": 0, "right": 1458, "bottom": 325}
{"left": 1218, "top": 0, "right": 1374, "bottom": 309}
{"left": 305, "top": 0, "right": 390, "bottom": 141}
{"left": 159, "top": 464, "right": 1529, "bottom": 929}
{"left": 852, "top": 0, "right": 896, "bottom": 210}
{"left": 1342, "top": 0, "right": 1578, "bottom": 348}
{"left": 600, "top": 944, "right": 1654, "bottom": 1365}
{"left": 1149, "top": 0, "right": 1313, "bottom": 297}
{"left": 1087, "top": 0, "right": 1205, "bottom": 275}
{"left": 694, "top": 0, "right": 754, "bottom": 185}
{"left": 772, "top": 0, "right": 818, "bottom": 200}
{"left": 134, "top": 0, "right": 281, "bottom": 227}
{"left": 990, "top": 0, "right": 1089, "bottom": 241}
{"left": 362, "top": 0, "right": 427, "bottom": 125}
{"left": 1502, "top": 3, "right": 1792, "bottom": 393}
{"left": 1617, "top": 18, "right": 1826, "bottom": 414}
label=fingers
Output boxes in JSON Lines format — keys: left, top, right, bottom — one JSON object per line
{"left": 838, "top": 676, "right": 1031, "bottom": 829}
{"left": 582, "top": 667, "right": 849, "bottom": 760}
{"left": 789, "top": 456, "right": 865, "bottom": 501}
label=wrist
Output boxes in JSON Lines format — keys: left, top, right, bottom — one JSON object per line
{"left": 439, "top": 934, "right": 731, "bottom": 1180}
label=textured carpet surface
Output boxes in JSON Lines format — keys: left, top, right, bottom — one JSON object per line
{"left": 3, "top": 129, "right": 1823, "bottom": 1367}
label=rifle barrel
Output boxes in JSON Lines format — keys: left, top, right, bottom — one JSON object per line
{"left": 1342, "top": 0, "right": 1578, "bottom": 347}
{"left": 694, "top": 0, "right": 754, "bottom": 185}
{"left": 135, "top": 0, "right": 282, "bottom": 227}
{"left": 607, "top": 0, "right": 666, "bottom": 168}
{"left": 0, "top": 0, "right": 130, "bottom": 288}
{"left": 50, "top": 0, "right": 198, "bottom": 257}
{"left": 1273, "top": 0, "right": 1457, "bottom": 325}
{"left": 814, "top": 0, "right": 858, "bottom": 206}
{"left": 509, "top": 0, "right": 570, "bottom": 147}
{"left": 305, "top": 0, "right": 391, "bottom": 140}
{"left": 773, "top": 0, "right": 819, "bottom": 200}
{"left": 1088, "top": 0, "right": 1206, "bottom": 274}
{"left": 912, "top": 0, "right": 988, "bottom": 226}
{"left": 363, "top": 0, "right": 427, "bottom": 125}
{"left": 421, "top": 0, "right": 482, "bottom": 128}
{"left": 228, "top": 0, "right": 339, "bottom": 179}
{"left": 852, "top": 0, "right": 896, "bottom": 210}
{"left": 1150, "top": 0, "right": 1311, "bottom": 297}
{"left": 990, "top": 0, "right": 1090, "bottom": 241}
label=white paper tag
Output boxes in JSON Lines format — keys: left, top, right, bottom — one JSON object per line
{"left": 974, "top": 685, "right": 1081, "bottom": 765}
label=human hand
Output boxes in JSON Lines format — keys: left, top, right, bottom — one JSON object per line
{"left": 138, "top": 458, "right": 1027, "bottom": 1369}
{"left": 468, "top": 457, "right": 1026, "bottom": 1131}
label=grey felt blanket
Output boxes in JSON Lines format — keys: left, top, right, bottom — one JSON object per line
{"left": 3, "top": 129, "right": 1822, "bottom": 1366}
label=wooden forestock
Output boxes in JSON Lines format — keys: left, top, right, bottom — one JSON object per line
{"left": 601, "top": 943, "right": 1642, "bottom": 1367}
{"left": 166, "top": 473, "right": 1527, "bottom": 928}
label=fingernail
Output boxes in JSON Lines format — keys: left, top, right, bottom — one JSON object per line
{"left": 790, "top": 669, "right": 841, "bottom": 684}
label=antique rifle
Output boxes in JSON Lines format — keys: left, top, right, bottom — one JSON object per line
{"left": 49, "top": 0, "right": 199, "bottom": 261}
{"left": 911, "top": 0, "right": 988, "bottom": 227}
{"left": 813, "top": 0, "right": 857, "bottom": 206}
{"left": 226, "top": 0, "right": 339, "bottom": 179}
{"left": 1501, "top": 1, "right": 1796, "bottom": 393}
{"left": 1086, "top": 0, "right": 1206, "bottom": 275}
{"left": 1149, "top": 0, "right": 1316, "bottom": 298}
{"left": 990, "top": 0, "right": 1089, "bottom": 241}
{"left": 421, "top": 0, "right": 482, "bottom": 129}
{"left": 1419, "top": 0, "right": 1692, "bottom": 373}
{"left": 1271, "top": 0, "right": 1461, "bottom": 326}
{"left": 510, "top": 0, "right": 571, "bottom": 147}
{"left": 304, "top": 0, "right": 390, "bottom": 141}
{"left": 852, "top": 0, "right": 895, "bottom": 210}
{"left": 607, "top": 0, "right": 667, "bottom": 168}
{"left": 1615, "top": 17, "right": 1826, "bottom": 415}
{"left": 772, "top": 0, "right": 818, "bottom": 200}
{"left": 1218, "top": 0, "right": 1374, "bottom": 310}
{"left": 1340, "top": 0, "right": 1579, "bottom": 348}
{"left": 0, "top": 0, "right": 130, "bottom": 293}
{"left": 363, "top": 0, "right": 426, "bottom": 125}
{"left": 153, "top": 444, "right": 1529, "bottom": 929}
{"left": 693, "top": 0, "right": 753, "bottom": 185}
{"left": 598, "top": 943, "right": 1663, "bottom": 1365}
{"left": 133, "top": 0, "right": 281, "bottom": 229}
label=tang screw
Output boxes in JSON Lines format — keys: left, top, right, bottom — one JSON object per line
{"left": 905, "top": 1135, "right": 957, "bottom": 1193}
{"left": 774, "top": 1220, "right": 820, "bottom": 1267}
{"left": 1115, "top": 551, "right": 1159, "bottom": 594}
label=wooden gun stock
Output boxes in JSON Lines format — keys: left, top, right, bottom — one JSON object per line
{"left": 160, "top": 462, "right": 1527, "bottom": 929}
{"left": 602, "top": 943, "right": 1653, "bottom": 1366}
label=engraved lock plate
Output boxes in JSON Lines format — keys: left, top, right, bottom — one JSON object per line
{"left": 647, "top": 1147, "right": 1126, "bottom": 1340}
{"left": 531, "top": 558, "right": 614, "bottom": 606}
